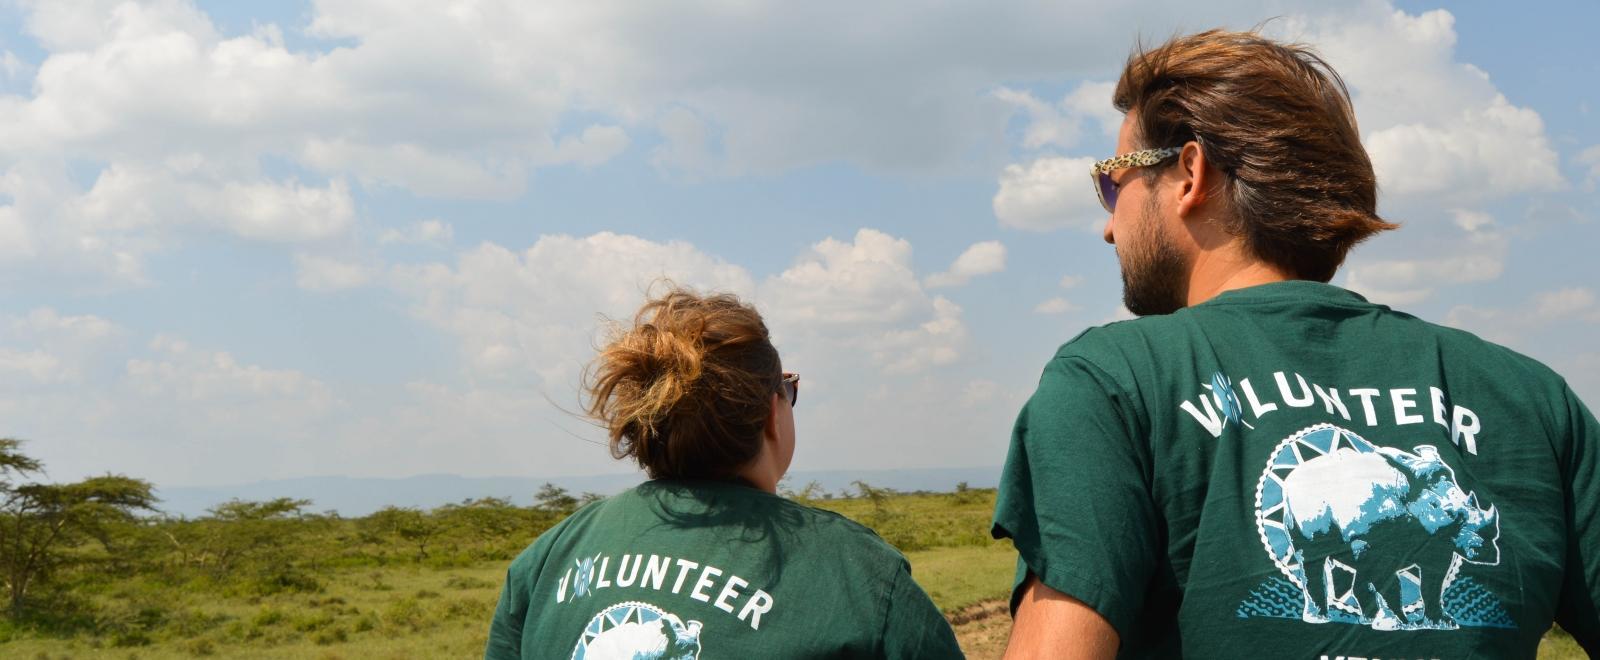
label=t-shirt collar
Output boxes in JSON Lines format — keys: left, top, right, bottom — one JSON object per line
{"left": 1197, "top": 279, "right": 1371, "bottom": 307}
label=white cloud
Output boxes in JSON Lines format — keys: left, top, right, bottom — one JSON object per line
{"left": 1343, "top": 209, "right": 1506, "bottom": 305}
{"left": 0, "top": 0, "right": 1323, "bottom": 286}
{"left": 993, "top": 156, "right": 1101, "bottom": 231}
{"left": 993, "top": 80, "right": 1121, "bottom": 152}
{"left": 925, "top": 240, "right": 1006, "bottom": 288}
{"left": 293, "top": 253, "right": 373, "bottom": 292}
{"left": 1362, "top": 95, "right": 1562, "bottom": 200}
{"left": 651, "top": 107, "right": 716, "bottom": 175}
{"left": 1578, "top": 144, "right": 1600, "bottom": 191}
{"left": 0, "top": 318, "right": 344, "bottom": 485}
{"left": 1062, "top": 81, "right": 1122, "bottom": 140}
{"left": 0, "top": 308, "right": 123, "bottom": 386}
{"left": 1444, "top": 287, "right": 1600, "bottom": 345}
{"left": 1058, "top": 275, "right": 1083, "bottom": 289}
{"left": 126, "top": 335, "right": 337, "bottom": 408}
{"left": 1034, "top": 297, "right": 1076, "bottom": 315}
{"left": 379, "top": 219, "right": 454, "bottom": 246}
{"left": 392, "top": 232, "right": 756, "bottom": 384}
{"left": 1275, "top": 6, "right": 1562, "bottom": 204}
{"left": 761, "top": 229, "right": 970, "bottom": 374}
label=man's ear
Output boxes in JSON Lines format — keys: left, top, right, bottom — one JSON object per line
{"left": 1175, "top": 140, "right": 1212, "bottom": 218}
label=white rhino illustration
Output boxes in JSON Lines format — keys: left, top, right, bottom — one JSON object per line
{"left": 582, "top": 610, "right": 703, "bottom": 660}
{"left": 1281, "top": 444, "right": 1499, "bottom": 630}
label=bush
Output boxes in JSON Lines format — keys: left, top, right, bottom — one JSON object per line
{"left": 111, "top": 629, "right": 153, "bottom": 647}
{"left": 444, "top": 575, "right": 496, "bottom": 590}
{"left": 293, "top": 613, "right": 335, "bottom": 633}
{"left": 313, "top": 626, "right": 349, "bottom": 645}
{"left": 381, "top": 597, "right": 430, "bottom": 633}
{"left": 251, "top": 607, "right": 287, "bottom": 628}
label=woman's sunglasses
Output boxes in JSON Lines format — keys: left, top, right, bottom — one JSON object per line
{"left": 1090, "top": 147, "right": 1182, "bottom": 214}
{"left": 780, "top": 373, "right": 800, "bottom": 407}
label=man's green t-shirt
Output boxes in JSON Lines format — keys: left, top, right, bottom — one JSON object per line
{"left": 486, "top": 479, "right": 962, "bottom": 659}
{"left": 993, "top": 281, "right": 1600, "bottom": 659}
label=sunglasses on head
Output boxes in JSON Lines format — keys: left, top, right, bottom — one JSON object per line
{"left": 1090, "top": 147, "right": 1182, "bottom": 214}
{"left": 780, "top": 373, "right": 800, "bottom": 407}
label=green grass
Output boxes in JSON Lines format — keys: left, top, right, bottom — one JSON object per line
{"left": 908, "top": 544, "right": 1015, "bottom": 614}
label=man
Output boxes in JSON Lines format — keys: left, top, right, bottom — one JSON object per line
{"left": 991, "top": 29, "right": 1600, "bottom": 659}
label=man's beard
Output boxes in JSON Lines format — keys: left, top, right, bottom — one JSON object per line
{"left": 1118, "top": 195, "right": 1190, "bottom": 316}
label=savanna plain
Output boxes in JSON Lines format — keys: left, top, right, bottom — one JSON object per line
{"left": 0, "top": 448, "right": 1585, "bottom": 659}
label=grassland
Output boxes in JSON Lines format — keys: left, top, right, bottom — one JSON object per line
{"left": 0, "top": 487, "right": 1586, "bottom": 659}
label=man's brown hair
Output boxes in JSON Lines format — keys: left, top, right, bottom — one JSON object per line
{"left": 1114, "top": 29, "right": 1398, "bottom": 282}
{"left": 585, "top": 286, "right": 781, "bottom": 481}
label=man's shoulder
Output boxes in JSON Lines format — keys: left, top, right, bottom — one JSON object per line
{"left": 1049, "top": 313, "right": 1190, "bottom": 366}
{"left": 1385, "top": 307, "right": 1569, "bottom": 385}
{"left": 1050, "top": 300, "right": 1569, "bottom": 388}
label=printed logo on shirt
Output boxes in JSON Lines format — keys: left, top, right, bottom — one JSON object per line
{"left": 571, "top": 601, "right": 703, "bottom": 660}
{"left": 1180, "top": 371, "right": 1483, "bottom": 455}
{"left": 1237, "top": 423, "right": 1513, "bottom": 631}
{"left": 556, "top": 553, "right": 775, "bottom": 631}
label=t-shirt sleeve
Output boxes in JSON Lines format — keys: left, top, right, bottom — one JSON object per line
{"left": 990, "top": 353, "right": 1158, "bottom": 640}
{"left": 1556, "top": 385, "right": 1600, "bottom": 654}
{"left": 879, "top": 561, "right": 964, "bottom": 660}
{"left": 484, "top": 535, "right": 552, "bottom": 660}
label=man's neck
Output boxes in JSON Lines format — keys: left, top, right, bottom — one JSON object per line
{"left": 1185, "top": 249, "right": 1294, "bottom": 307}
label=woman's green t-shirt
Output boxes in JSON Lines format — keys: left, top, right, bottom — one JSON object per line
{"left": 486, "top": 479, "right": 963, "bottom": 659}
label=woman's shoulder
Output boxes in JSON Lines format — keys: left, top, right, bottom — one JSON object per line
{"left": 763, "top": 497, "right": 910, "bottom": 564}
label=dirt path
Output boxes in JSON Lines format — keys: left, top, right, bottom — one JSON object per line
{"left": 950, "top": 599, "right": 1010, "bottom": 659}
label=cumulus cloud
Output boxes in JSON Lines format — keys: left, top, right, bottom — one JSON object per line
{"left": 1578, "top": 144, "right": 1600, "bottom": 191}
{"left": 1444, "top": 287, "right": 1600, "bottom": 345}
{"left": 0, "top": 316, "right": 340, "bottom": 485}
{"left": 993, "top": 156, "right": 1102, "bottom": 231}
{"left": 1034, "top": 297, "right": 1076, "bottom": 315}
{"left": 293, "top": 253, "right": 373, "bottom": 292}
{"left": 993, "top": 80, "right": 1120, "bottom": 151}
{"left": 379, "top": 219, "right": 454, "bottom": 247}
{"left": 391, "top": 232, "right": 755, "bottom": 384}
{"left": 126, "top": 336, "right": 337, "bottom": 407}
{"left": 1275, "top": 6, "right": 1562, "bottom": 204}
{"left": 925, "top": 240, "right": 1006, "bottom": 288}
{"left": 0, "top": 308, "right": 122, "bottom": 389}
{"left": 760, "top": 228, "right": 970, "bottom": 373}
{"left": 1343, "top": 210, "right": 1507, "bottom": 305}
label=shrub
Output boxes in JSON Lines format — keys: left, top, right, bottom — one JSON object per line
{"left": 381, "top": 597, "right": 429, "bottom": 633}
{"left": 185, "top": 638, "right": 216, "bottom": 656}
{"left": 313, "top": 626, "right": 349, "bottom": 645}
{"left": 293, "top": 613, "right": 335, "bottom": 633}
{"left": 443, "top": 575, "right": 496, "bottom": 590}
{"left": 251, "top": 607, "right": 287, "bottom": 628}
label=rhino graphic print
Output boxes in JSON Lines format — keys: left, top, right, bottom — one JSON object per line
{"left": 1244, "top": 424, "right": 1510, "bottom": 631}
{"left": 571, "top": 601, "right": 703, "bottom": 660}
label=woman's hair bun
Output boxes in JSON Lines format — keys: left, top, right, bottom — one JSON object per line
{"left": 584, "top": 286, "right": 780, "bottom": 480}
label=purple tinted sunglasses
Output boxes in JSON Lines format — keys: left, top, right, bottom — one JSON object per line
{"left": 780, "top": 373, "right": 799, "bottom": 407}
{"left": 1090, "top": 147, "right": 1182, "bottom": 213}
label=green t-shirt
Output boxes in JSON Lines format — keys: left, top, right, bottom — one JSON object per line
{"left": 486, "top": 479, "right": 962, "bottom": 659}
{"left": 992, "top": 281, "right": 1600, "bottom": 659}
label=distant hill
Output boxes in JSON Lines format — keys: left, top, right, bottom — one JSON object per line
{"left": 154, "top": 466, "right": 1002, "bottom": 517}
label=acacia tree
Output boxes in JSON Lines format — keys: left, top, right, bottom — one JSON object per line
{"left": 0, "top": 438, "right": 157, "bottom": 617}
{"left": 365, "top": 506, "right": 440, "bottom": 561}
{"left": 534, "top": 483, "right": 578, "bottom": 515}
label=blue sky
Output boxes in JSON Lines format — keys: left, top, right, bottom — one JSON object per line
{"left": 0, "top": 0, "right": 1595, "bottom": 488}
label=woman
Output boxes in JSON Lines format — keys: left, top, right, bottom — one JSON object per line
{"left": 485, "top": 288, "right": 962, "bottom": 659}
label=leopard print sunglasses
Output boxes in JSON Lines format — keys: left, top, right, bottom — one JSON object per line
{"left": 1089, "top": 147, "right": 1181, "bottom": 214}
